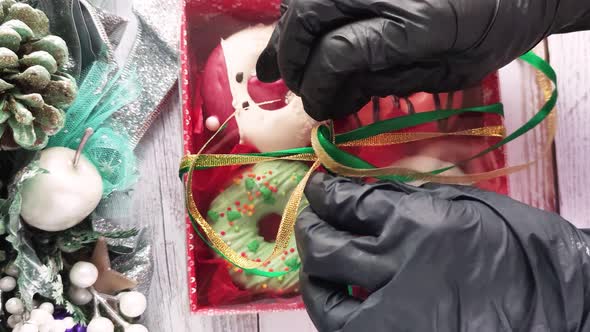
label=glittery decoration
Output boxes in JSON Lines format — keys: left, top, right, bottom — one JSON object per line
{"left": 111, "top": 230, "right": 153, "bottom": 295}
{"left": 92, "top": 216, "right": 139, "bottom": 254}
{"left": 132, "top": 0, "right": 180, "bottom": 50}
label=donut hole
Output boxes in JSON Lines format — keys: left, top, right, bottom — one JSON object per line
{"left": 258, "top": 213, "right": 282, "bottom": 242}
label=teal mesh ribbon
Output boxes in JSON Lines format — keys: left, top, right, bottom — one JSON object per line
{"left": 48, "top": 61, "right": 141, "bottom": 197}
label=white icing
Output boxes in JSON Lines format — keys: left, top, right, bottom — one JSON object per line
{"left": 220, "top": 25, "right": 318, "bottom": 152}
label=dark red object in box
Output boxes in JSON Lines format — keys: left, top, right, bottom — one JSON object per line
{"left": 180, "top": 0, "right": 506, "bottom": 313}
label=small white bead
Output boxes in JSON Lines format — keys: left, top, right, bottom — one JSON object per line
{"left": 0, "top": 276, "right": 16, "bottom": 291}
{"left": 87, "top": 317, "right": 114, "bottom": 332}
{"left": 69, "top": 262, "right": 99, "bottom": 288}
{"left": 205, "top": 116, "right": 221, "bottom": 132}
{"left": 67, "top": 286, "right": 93, "bottom": 305}
{"left": 118, "top": 291, "right": 147, "bottom": 318}
{"left": 5, "top": 263, "right": 19, "bottom": 277}
{"left": 39, "top": 302, "right": 54, "bottom": 314}
{"left": 7, "top": 314, "right": 22, "bottom": 328}
{"left": 6, "top": 297, "right": 24, "bottom": 315}
{"left": 19, "top": 323, "right": 39, "bottom": 332}
{"left": 30, "top": 309, "right": 54, "bottom": 326}
{"left": 125, "top": 324, "right": 149, "bottom": 332}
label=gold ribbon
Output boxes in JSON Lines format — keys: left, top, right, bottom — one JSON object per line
{"left": 183, "top": 67, "right": 555, "bottom": 270}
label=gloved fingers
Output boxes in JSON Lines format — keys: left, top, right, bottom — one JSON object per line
{"left": 296, "top": 207, "right": 395, "bottom": 290}
{"left": 255, "top": 0, "right": 289, "bottom": 82}
{"left": 300, "top": 271, "right": 361, "bottom": 332}
{"left": 305, "top": 172, "right": 409, "bottom": 236}
{"left": 296, "top": 17, "right": 452, "bottom": 120}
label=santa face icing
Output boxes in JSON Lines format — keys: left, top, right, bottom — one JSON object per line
{"left": 201, "top": 24, "right": 318, "bottom": 153}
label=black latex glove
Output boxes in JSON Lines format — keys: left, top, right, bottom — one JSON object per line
{"left": 297, "top": 173, "right": 590, "bottom": 332}
{"left": 256, "top": 0, "right": 590, "bottom": 121}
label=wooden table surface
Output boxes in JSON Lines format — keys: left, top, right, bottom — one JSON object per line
{"left": 126, "top": 9, "right": 590, "bottom": 331}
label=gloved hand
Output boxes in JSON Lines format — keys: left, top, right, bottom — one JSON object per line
{"left": 256, "top": 0, "right": 590, "bottom": 120}
{"left": 297, "top": 173, "right": 590, "bottom": 332}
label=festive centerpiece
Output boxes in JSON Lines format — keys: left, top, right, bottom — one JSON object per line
{"left": 0, "top": 1, "right": 161, "bottom": 331}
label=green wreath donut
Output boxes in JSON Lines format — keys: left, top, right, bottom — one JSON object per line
{"left": 207, "top": 160, "right": 309, "bottom": 294}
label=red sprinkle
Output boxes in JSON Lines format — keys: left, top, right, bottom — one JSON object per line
{"left": 241, "top": 252, "right": 247, "bottom": 257}
{"left": 283, "top": 251, "right": 288, "bottom": 255}
{"left": 220, "top": 231, "right": 226, "bottom": 236}
{"left": 248, "top": 173, "right": 255, "bottom": 178}
{"left": 227, "top": 207, "right": 232, "bottom": 211}
{"left": 238, "top": 175, "right": 244, "bottom": 179}
{"left": 255, "top": 258, "right": 261, "bottom": 262}
{"left": 262, "top": 176, "right": 266, "bottom": 179}
{"left": 257, "top": 176, "right": 261, "bottom": 181}
{"left": 220, "top": 213, "right": 225, "bottom": 217}
{"left": 236, "top": 269, "right": 243, "bottom": 274}
{"left": 264, "top": 182, "right": 269, "bottom": 186}
{"left": 268, "top": 268, "right": 274, "bottom": 272}
{"left": 284, "top": 268, "right": 289, "bottom": 271}
{"left": 281, "top": 257, "right": 286, "bottom": 261}
{"left": 248, "top": 196, "right": 254, "bottom": 201}
{"left": 271, "top": 187, "right": 277, "bottom": 193}
{"left": 268, "top": 170, "right": 273, "bottom": 175}
{"left": 256, "top": 191, "right": 261, "bottom": 197}
{"left": 290, "top": 248, "right": 295, "bottom": 253}
{"left": 229, "top": 222, "right": 234, "bottom": 227}
{"left": 235, "top": 201, "right": 241, "bottom": 206}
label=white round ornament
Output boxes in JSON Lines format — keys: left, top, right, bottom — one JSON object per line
{"left": 20, "top": 129, "right": 103, "bottom": 232}
{"left": 19, "top": 323, "right": 39, "bottom": 332}
{"left": 39, "top": 302, "right": 54, "bottom": 314}
{"left": 118, "top": 291, "right": 147, "bottom": 318}
{"left": 69, "top": 261, "right": 99, "bottom": 288}
{"left": 29, "top": 308, "right": 54, "bottom": 326}
{"left": 125, "top": 324, "right": 148, "bottom": 332}
{"left": 68, "top": 285, "right": 93, "bottom": 305}
{"left": 0, "top": 275, "right": 16, "bottom": 291}
{"left": 7, "top": 314, "right": 22, "bottom": 328}
{"left": 87, "top": 317, "right": 114, "bottom": 332}
{"left": 6, "top": 297, "right": 24, "bottom": 315}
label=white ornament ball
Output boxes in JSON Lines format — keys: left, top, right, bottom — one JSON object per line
{"left": 87, "top": 317, "right": 114, "bottom": 332}
{"left": 205, "top": 116, "right": 221, "bottom": 132}
{"left": 6, "top": 297, "right": 24, "bottom": 315}
{"left": 30, "top": 308, "right": 54, "bottom": 326}
{"left": 125, "top": 324, "right": 149, "bottom": 332}
{"left": 69, "top": 261, "right": 99, "bottom": 288}
{"left": 0, "top": 275, "right": 16, "bottom": 291}
{"left": 7, "top": 314, "right": 22, "bottom": 328}
{"left": 118, "top": 291, "right": 147, "bottom": 318}
{"left": 20, "top": 147, "right": 103, "bottom": 232}
{"left": 68, "top": 285, "right": 93, "bottom": 305}
{"left": 61, "top": 317, "right": 75, "bottom": 329}
{"left": 19, "top": 323, "right": 39, "bottom": 332}
{"left": 5, "top": 263, "right": 19, "bottom": 277}
{"left": 39, "top": 302, "right": 54, "bottom": 314}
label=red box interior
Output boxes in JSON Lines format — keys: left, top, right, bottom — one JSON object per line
{"left": 180, "top": 0, "right": 507, "bottom": 313}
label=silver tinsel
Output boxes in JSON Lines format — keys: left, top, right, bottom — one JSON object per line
{"left": 111, "top": 229, "right": 153, "bottom": 295}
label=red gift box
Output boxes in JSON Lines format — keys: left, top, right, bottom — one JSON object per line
{"left": 180, "top": 0, "right": 507, "bottom": 313}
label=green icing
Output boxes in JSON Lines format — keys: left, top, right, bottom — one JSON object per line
{"left": 284, "top": 256, "right": 299, "bottom": 269}
{"left": 259, "top": 186, "right": 272, "bottom": 198}
{"left": 207, "top": 160, "right": 310, "bottom": 291}
{"left": 245, "top": 178, "right": 256, "bottom": 190}
{"left": 207, "top": 211, "right": 220, "bottom": 222}
{"left": 227, "top": 210, "right": 242, "bottom": 221}
{"left": 247, "top": 240, "right": 260, "bottom": 253}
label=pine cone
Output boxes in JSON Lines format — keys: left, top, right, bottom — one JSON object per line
{"left": 0, "top": 0, "right": 77, "bottom": 150}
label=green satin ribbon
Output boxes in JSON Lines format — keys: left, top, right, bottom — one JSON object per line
{"left": 181, "top": 50, "right": 555, "bottom": 278}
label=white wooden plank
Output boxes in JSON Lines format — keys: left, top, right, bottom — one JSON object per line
{"left": 134, "top": 96, "right": 259, "bottom": 331}
{"left": 548, "top": 31, "right": 590, "bottom": 227}
{"left": 259, "top": 311, "right": 317, "bottom": 332}
{"left": 499, "top": 42, "right": 557, "bottom": 211}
